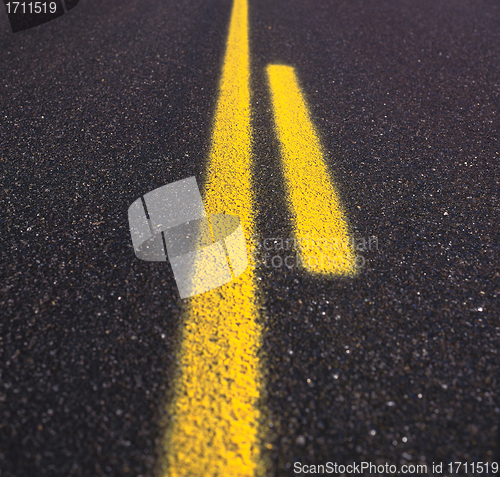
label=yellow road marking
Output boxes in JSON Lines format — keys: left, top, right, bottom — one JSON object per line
{"left": 163, "top": 0, "right": 265, "bottom": 476}
{"left": 266, "top": 65, "right": 356, "bottom": 275}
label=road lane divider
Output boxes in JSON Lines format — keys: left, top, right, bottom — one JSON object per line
{"left": 162, "top": 0, "right": 265, "bottom": 475}
{"left": 266, "top": 65, "right": 356, "bottom": 275}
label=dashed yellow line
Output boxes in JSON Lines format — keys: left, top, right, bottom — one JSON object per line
{"left": 162, "top": 0, "right": 265, "bottom": 476}
{"left": 266, "top": 65, "right": 356, "bottom": 275}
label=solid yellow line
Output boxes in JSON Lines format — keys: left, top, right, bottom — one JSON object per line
{"left": 266, "top": 65, "right": 356, "bottom": 275}
{"left": 163, "top": 0, "right": 265, "bottom": 476}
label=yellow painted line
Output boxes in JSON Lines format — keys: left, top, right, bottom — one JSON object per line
{"left": 266, "top": 65, "right": 356, "bottom": 275}
{"left": 162, "top": 0, "right": 265, "bottom": 476}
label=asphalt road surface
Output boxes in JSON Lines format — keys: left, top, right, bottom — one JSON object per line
{"left": 1, "top": 0, "right": 500, "bottom": 476}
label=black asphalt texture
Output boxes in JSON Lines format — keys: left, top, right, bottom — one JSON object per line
{"left": 1, "top": 0, "right": 499, "bottom": 476}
